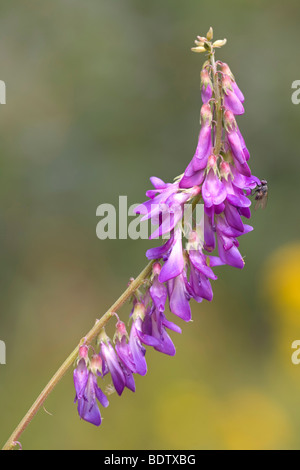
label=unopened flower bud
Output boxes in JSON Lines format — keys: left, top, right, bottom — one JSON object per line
{"left": 224, "top": 109, "right": 237, "bottom": 132}
{"left": 200, "top": 103, "right": 212, "bottom": 126}
{"left": 201, "top": 68, "right": 212, "bottom": 88}
{"left": 206, "top": 27, "right": 213, "bottom": 41}
{"left": 220, "top": 62, "right": 234, "bottom": 80}
{"left": 207, "top": 154, "right": 217, "bottom": 169}
{"left": 132, "top": 302, "right": 146, "bottom": 322}
{"left": 190, "top": 186, "right": 201, "bottom": 197}
{"left": 195, "top": 39, "right": 205, "bottom": 47}
{"left": 191, "top": 46, "right": 206, "bottom": 53}
{"left": 213, "top": 39, "right": 227, "bottom": 48}
{"left": 90, "top": 354, "right": 103, "bottom": 376}
{"left": 97, "top": 328, "right": 110, "bottom": 346}
{"left": 222, "top": 74, "right": 233, "bottom": 92}
{"left": 79, "top": 345, "right": 88, "bottom": 360}
{"left": 197, "top": 35, "right": 207, "bottom": 42}
{"left": 220, "top": 160, "right": 231, "bottom": 179}
{"left": 113, "top": 320, "right": 129, "bottom": 344}
{"left": 152, "top": 262, "right": 162, "bottom": 276}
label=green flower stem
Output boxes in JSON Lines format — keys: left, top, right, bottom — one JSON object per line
{"left": 210, "top": 50, "right": 223, "bottom": 155}
{"left": 2, "top": 259, "right": 155, "bottom": 450}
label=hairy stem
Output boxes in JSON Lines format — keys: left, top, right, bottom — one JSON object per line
{"left": 210, "top": 51, "right": 223, "bottom": 155}
{"left": 2, "top": 260, "right": 155, "bottom": 450}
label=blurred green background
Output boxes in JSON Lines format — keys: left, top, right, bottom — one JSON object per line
{"left": 0, "top": 0, "right": 300, "bottom": 450}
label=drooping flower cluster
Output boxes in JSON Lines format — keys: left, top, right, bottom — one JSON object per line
{"left": 73, "top": 29, "right": 262, "bottom": 426}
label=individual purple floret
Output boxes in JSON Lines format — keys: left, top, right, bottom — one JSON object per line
{"left": 73, "top": 348, "right": 108, "bottom": 426}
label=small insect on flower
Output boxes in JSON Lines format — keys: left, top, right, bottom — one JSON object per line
{"left": 253, "top": 179, "right": 268, "bottom": 210}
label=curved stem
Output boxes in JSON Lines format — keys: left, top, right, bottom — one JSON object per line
{"left": 2, "top": 260, "right": 155, "bottom": 450}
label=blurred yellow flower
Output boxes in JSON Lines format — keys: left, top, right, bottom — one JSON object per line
{"left": 219, "top": 389, "right": 291, "bottom": 450}
{"left": 154, "top": 381, "right": 223, "bottom": 449}
{"left": 263, "top": 242, "right": 300, "bottom": 326}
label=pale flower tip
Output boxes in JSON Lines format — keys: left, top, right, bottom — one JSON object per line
{"left": 191, "top": 46, "right": 206, "bottom": 53}
{"left": 206, "top": 27, "right": 213, "bottom": 41}
{"left": 213, "top": 38, "right": 227, "bottom": 48}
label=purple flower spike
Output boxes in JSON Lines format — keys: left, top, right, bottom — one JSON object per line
{"left": 71, "top": 37, "right": 264, "bottom": 431}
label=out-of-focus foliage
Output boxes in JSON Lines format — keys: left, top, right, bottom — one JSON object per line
{"left": 0, "top": 0, "right": 300, "bottom": 450}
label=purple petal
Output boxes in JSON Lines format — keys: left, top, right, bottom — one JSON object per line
{"left": 101, "top": 343, "right": 125, "bottom": 396}
{"left": 189, "top": 249, "right": 217, "bottom": 280}
{"left": 77, "top": 372, "right": 101, "bottom": 426}
{"left": 224, "top": 90, "right": 245, "bottom": 115}
{"left": 227, "top": 131, "right": 246, "bottom": 165}
{"left": 201, "top": 83, "right": 213, "bottom": 104}
{"left": 189, "top": 263, "right": 213, "bottom": 301}
{"left": 129, "top": 321, "right": 147, "bottom": 376}
{"left": 192, "top": 125, "right": 212, "bottom": 171}
{"left": 146, "top": 233, "right": 174, "bottom": 260}
{"left": 95, "top": 382, "right": 109, "bottom": 408}
{"left": 202, "top": 170, "right": 227, "bottom": 208}
{"left": 232, "top": 81, "right": 245, "bottom": 103}
{"left": 168, "top": 274, "right": 192, "bottom": 322}
{"left": 159, "top": 229, "right": 184, "bottom": 282}
{"left": 73, "top": 359, "right": 89, "bottom": 401}
{"left": 179, "top": 161, "right": 205, "bottom": 189}
{"left": 150, "top": 275, "right": 168, "bottom": 312}
{"left": 224, "top": 202, "right": 244, "bottom": 232}
{"left": 115, "top": 337, "right": 136, "bottom": 373}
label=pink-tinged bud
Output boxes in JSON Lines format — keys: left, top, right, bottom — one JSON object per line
{"left": 200, "top": 69, "right": 213, "bottom": 104}
{"left": 220, "top": 161, "right": 231, "bottom": 179}
{"left": 207, "top": 154, "right": 217, "bottom": 169}
{"left": 190, "top": 185, "right": 201, "bottom": 197}
{"left": 201, "top": 68, "right": 211, "bottom": 87}
{"left": 200, "top": 103, "right": 212, "bottom": 126}
{"left": 189, "top": 231, "right": 198, "bottom": 244}
{"left": 90, "top": 354, "right": 103, "bottom": 375}
{"left": 79, "top": 345, "right": 88, "bottom": 360}
{"left": 116, "top": 320, "right": 128, "bottom": 338}
{"left": 113, "top": 320, "right": 129, "bottom": 344}
{"left": 220, "top": 62, "right": 234, "bottom": 79}
{"left": 97, "top": 328, "right": 110, "bottom": 346}
{"left": 132, "top": 302, "right": 146, "bottom": 322}
{"left": 224, "top": 109, "right": 237, "bottom": 132}
{"left": 152, "top": 262, "right": 162, "bottom": 276}
{"left": 222, "top": 74, "right": 233, "bottom": 92}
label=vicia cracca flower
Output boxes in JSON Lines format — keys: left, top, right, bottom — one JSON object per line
{"left": 72, "top": 27, "right": 265, "bottom": 428}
